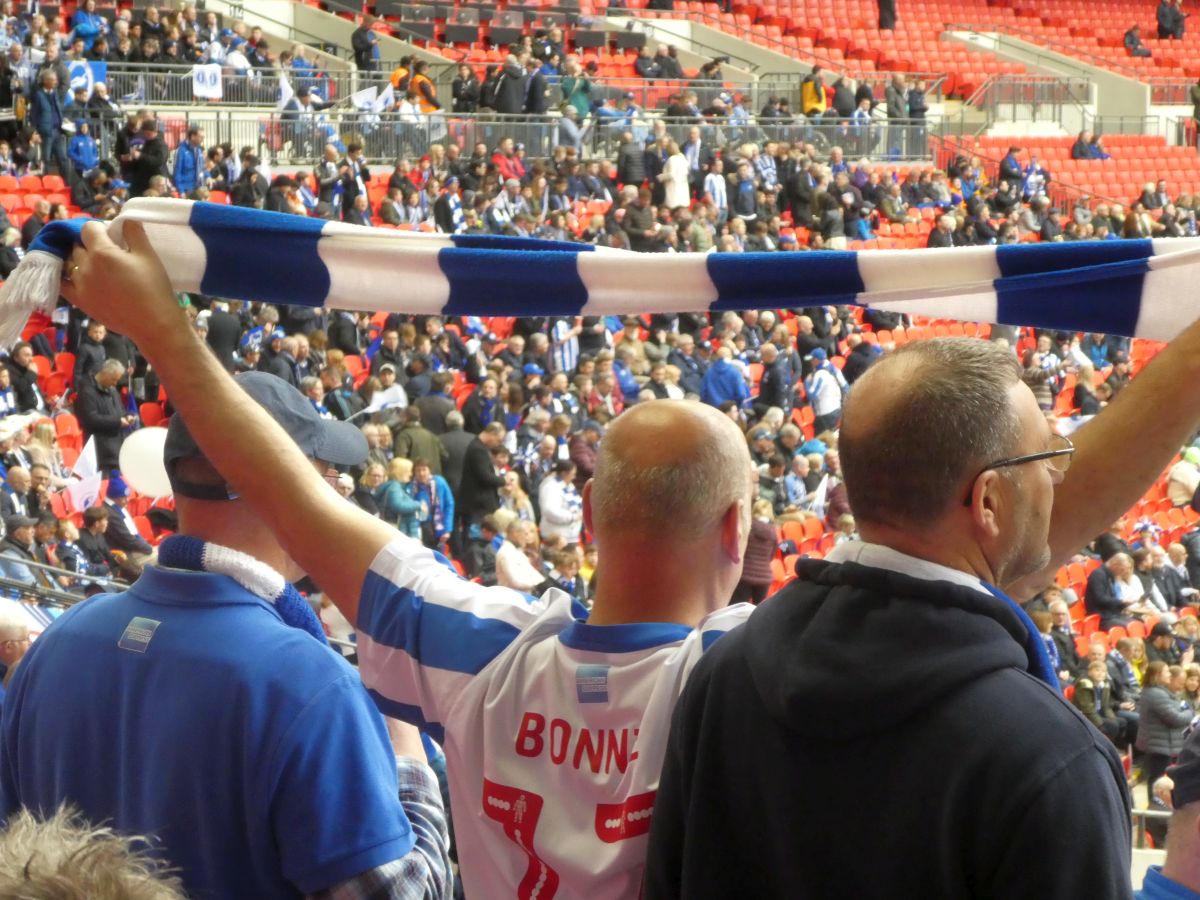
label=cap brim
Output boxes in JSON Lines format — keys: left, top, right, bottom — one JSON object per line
{"left": 313, "top": 418, "right": 370, "bottom": 467}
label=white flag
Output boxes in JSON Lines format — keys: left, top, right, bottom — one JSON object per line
{"left": 809, "top": 474, "right": 830, "bottom": 522}
{"left": 66, "top": 472, "right": 103, "bottom": 513}
{"left": 350, "top": 85, "right": 378, "bottom": 111}
{"left": 373, "top": 84, "right": 394, "bottom": 112}
{"left": 191, "top": 64, "right": 223, "bottom": 100}
{"left": 364, "top": 384, "right": 409, "bottom": 414}
{"left": 72, "top": 436, "right": 98, "bottom": 481}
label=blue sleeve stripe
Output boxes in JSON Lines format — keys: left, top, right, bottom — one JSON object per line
{"left": 359, "top": 569, "right": 520, "bottom": 676}
{"left": 189, "top": 202, "right": 330, "bottom": 307}
{"left": 366, "top": 691, "right": 445, "bottom": 745}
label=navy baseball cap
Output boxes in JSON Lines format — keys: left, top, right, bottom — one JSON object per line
{"left": 164, "top": 372, "right": 367, "bottom": 500}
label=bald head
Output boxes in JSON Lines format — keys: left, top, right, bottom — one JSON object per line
{"left": 589, "top": 400, "right": 752, "bottom": 541}
{"left": 840, "top": 338, "right": 1022, "bottom": 529}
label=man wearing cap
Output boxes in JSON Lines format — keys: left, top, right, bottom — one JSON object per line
{"left": 0, "top": 514, "right": 46, "bottom": 590}
{"left": 1149, "top": 621, "right": 1195, "bottom": 666}
{"left": 102, "top": 475, "right": 153, "bottom": 567}
{"left": 804, "top": 347, "right": 848, "bottom": 435}
{"left": 0, "top": 372, "right": 452, "bottom": 898}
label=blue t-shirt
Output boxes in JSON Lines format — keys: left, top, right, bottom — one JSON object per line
{"left": 1138, "top": 866, "right": 1200, "bottom": 899}
{"left": 0, "top": 566, "right": 414, "bottom": 899}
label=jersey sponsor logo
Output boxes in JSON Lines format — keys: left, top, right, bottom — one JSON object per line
{"left": 575, "top": 664, "right": 609, "bottom": 703}
{"left": 482, "top": 778, "right": 560, "bottom": 900}
{"left": 117, "top": 617, "right": 161, "bottom": 653}
{"left": 514, "top": 711, "right": 638, "bottom": 775}
{"left": 594, "top": 790, "right": 656, "bottom": 843}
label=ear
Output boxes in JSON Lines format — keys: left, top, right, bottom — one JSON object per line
{"left": 968, "top": 470, "right": 1005, "bottom": 540}
{"left": 581, "top": 479, "right": 594, "bottom": 535}
{"left": 720, "top": 497, "right": 747, "bottom": 566}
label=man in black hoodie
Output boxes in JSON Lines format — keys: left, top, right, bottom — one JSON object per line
{"left": 644, "top": 332, "right": 1200, "bottom": 899}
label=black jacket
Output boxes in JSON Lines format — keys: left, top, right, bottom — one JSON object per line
{"left": 102, "top": 501, "right": 152, "bottom": 556}
{"left": 1084, "top": 565, "right": 1129, "bottom": 628}
{"left": 6, "top": 361, "right": 44, "bottom": 413}
{"left": 646, "top": 558, "right": 1132, "bottom": 900}
{"left": 457, "top": 438, "right": 504, "bottom": 525}
{"left": 74, "top": 376, "right": 126, "bottom": 471}
{"left": 204, "top": 308, "right": 242, "bottom": 372}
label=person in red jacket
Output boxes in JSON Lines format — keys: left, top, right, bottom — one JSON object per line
{"left": 490, "top": 136, "right": 526, "bottom": 184}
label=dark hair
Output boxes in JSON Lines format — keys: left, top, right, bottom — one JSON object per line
{"left": 1146, "top": 660, "right": 1168, "bottom": 686}
{"left": 83, "top": 506, "right": 109, "bottom": 526}
{"left": 840, "top": 338, "right": 1022, "bottom": 528}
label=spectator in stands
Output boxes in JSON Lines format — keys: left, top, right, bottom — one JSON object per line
{"left": 1139, "top": 659, "right": 1195, "bottom": 789}
{"left": 101, "top": 476, "right": 152, "bottom": 568}
{"left": 29, "top": 70, "right": 65, "bottom": 177}
{"left": 492, "top": 54, "right": 526, "bottom": 116}
{"left": 451, "top": 62, "right": 480, "bottom": 114}
{"left": 1159, "top": 0, "right": 1186, "bottom": 39}
{"left": 5, "top": 344, "right": 44, "bottom": 414}
{"left": 0, "top": 513, "right": 41, "bottom": 590}
{"left": 1073, "top": 659, "right": 1126, "bottom": 746}
{"left": 801, "top": 66, "right": 826, "bottom": 117}
{"left": 75, "top": 359, "right": 135, "bottom": 474}
{"left": 1048, "top": 597, "right": 1085, "bottom": 680}
{"left": 1148, "top": 621, "right": 1194, "bottom": 666}
{"left": 926, "top": 213, "right": 956, "bottom": 248}
{"left": 1126, "top": 23, "right": 1152, "bottom": 56}
{"left": 172, "top": 125, "right": 207, "bottom": 195}
{"left": 350, "top": 15, "right": 379, "bottom": 73}
{"left": 127, "top": 118, "right": 167, "bottom": 198}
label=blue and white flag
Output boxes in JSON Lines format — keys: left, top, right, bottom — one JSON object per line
{"left": 6, "top": 198, "right": 1200, "bottom": 349}
{"left": 66, "top": 60, "right": 105, "bottom": 99}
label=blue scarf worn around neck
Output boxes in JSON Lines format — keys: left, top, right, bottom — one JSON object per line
{"left": 981, "top": 580, "right": 1061, "bottom": 689}
{"left": 157, "top": 535, "right": 328, "bottom": 645}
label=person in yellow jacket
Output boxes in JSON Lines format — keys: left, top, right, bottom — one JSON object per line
{"left": 410, "top": 60, "right": 441, "bottom": 113}
{"left": 801, "top": 65, "right": 827, "bottom": 117}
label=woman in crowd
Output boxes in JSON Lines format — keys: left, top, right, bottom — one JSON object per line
{"left": 1073, "top": 361, "right": 1102, "bottom": 414}
{"left": 375, "top": 457, "right": 425, "bottom": 540}
{"left": 352, "top": 462, "right": 384, "bottom": 517}
{"left": 1185, "top": 664, "right": 1200, "bottom": 707}
{"left": 499, "top": 469, "right": 535, "bottom": 523}
{"left": 27, "top": 422, "right": 67, "bottom": 483}
{"left": 1138, "top": 659, "right": 1195, "bottom": 788}
{"left": 731, "top": 499, "right": 776, "bottom": 606}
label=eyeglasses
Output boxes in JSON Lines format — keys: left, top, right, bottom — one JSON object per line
{"left": 962, "top": 433, "right": 1075, "bottom": 506}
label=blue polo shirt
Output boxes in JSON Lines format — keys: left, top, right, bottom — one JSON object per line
{"left": 0, "top": 566, "right": 414, "bottom": 899}
{"left": 1138, "top": 866, "right": 1200, "bottom": 899}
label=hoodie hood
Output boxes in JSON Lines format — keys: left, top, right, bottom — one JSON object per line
{"left": 745, "top": 558, "right": 1031, "bottom": 741}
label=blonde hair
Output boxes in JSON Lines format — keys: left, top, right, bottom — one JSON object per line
{"left": 0, "top": 805, "right": 185, "bottom": 899}
{"left": 389, "top": 457, "right": 413, "bottom": 482}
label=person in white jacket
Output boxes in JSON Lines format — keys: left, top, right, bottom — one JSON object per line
{"left": 659, "top": 138, "right": 692, "bottom": 210}
{"left": 495, "top": 520, "right": 546, "bottom": 592}
{"left": 538, "top": 459, "right": 584, "bottom": 544}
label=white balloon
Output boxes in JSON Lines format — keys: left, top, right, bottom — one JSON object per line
{"left": 117, "top": 427, "right": 173, "bottom": 498}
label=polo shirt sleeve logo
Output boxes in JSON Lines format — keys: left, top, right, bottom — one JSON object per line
{"left": 118, "top": 617, "right": 161, "bottom": 653}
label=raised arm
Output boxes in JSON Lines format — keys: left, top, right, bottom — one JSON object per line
{"left": 1007, "top": 317, "right": 1200, "bottom": 599}
{"left": 62, "top": 221, "right": 397, "bottom": 623}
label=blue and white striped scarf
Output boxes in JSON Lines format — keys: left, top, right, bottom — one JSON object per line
{"left": 4, "top": 197, "right": 1200, "bottom": 349}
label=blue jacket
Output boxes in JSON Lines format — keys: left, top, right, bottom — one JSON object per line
{"left": 700, "top": 358, "right": 749, "bottom": 408}
{"left": 68, "top": 133, "right": 97, "bottom": 173}
{"left": 70, "top": 11, "right": 107, "bottom": 51}
{"left": 409, "top": 475, "right": 454, "bottom": 541}
{"left": 173, "top": 142, "right": 206, "bottom": 194}
{"left": 375, "top": 481, "right": 424, "bottom": 540}
{"left": 30, "top": 87, "right": 63, "bottom": 139}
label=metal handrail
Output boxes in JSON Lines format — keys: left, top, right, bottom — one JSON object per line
{"left": 945, "top": 21, "right": 1142, "bottom": 79}
{"left": 9, "top": 554, "right": 126, "bottom": 587}
{"left": 609, "top": 5, "right": 946, "bottom": 87}
{"left": 1133, "top": 807, "right": 1171, "bottom": 850}
{"left": 212, "top": 0, "right": 351, "bottom": 64}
